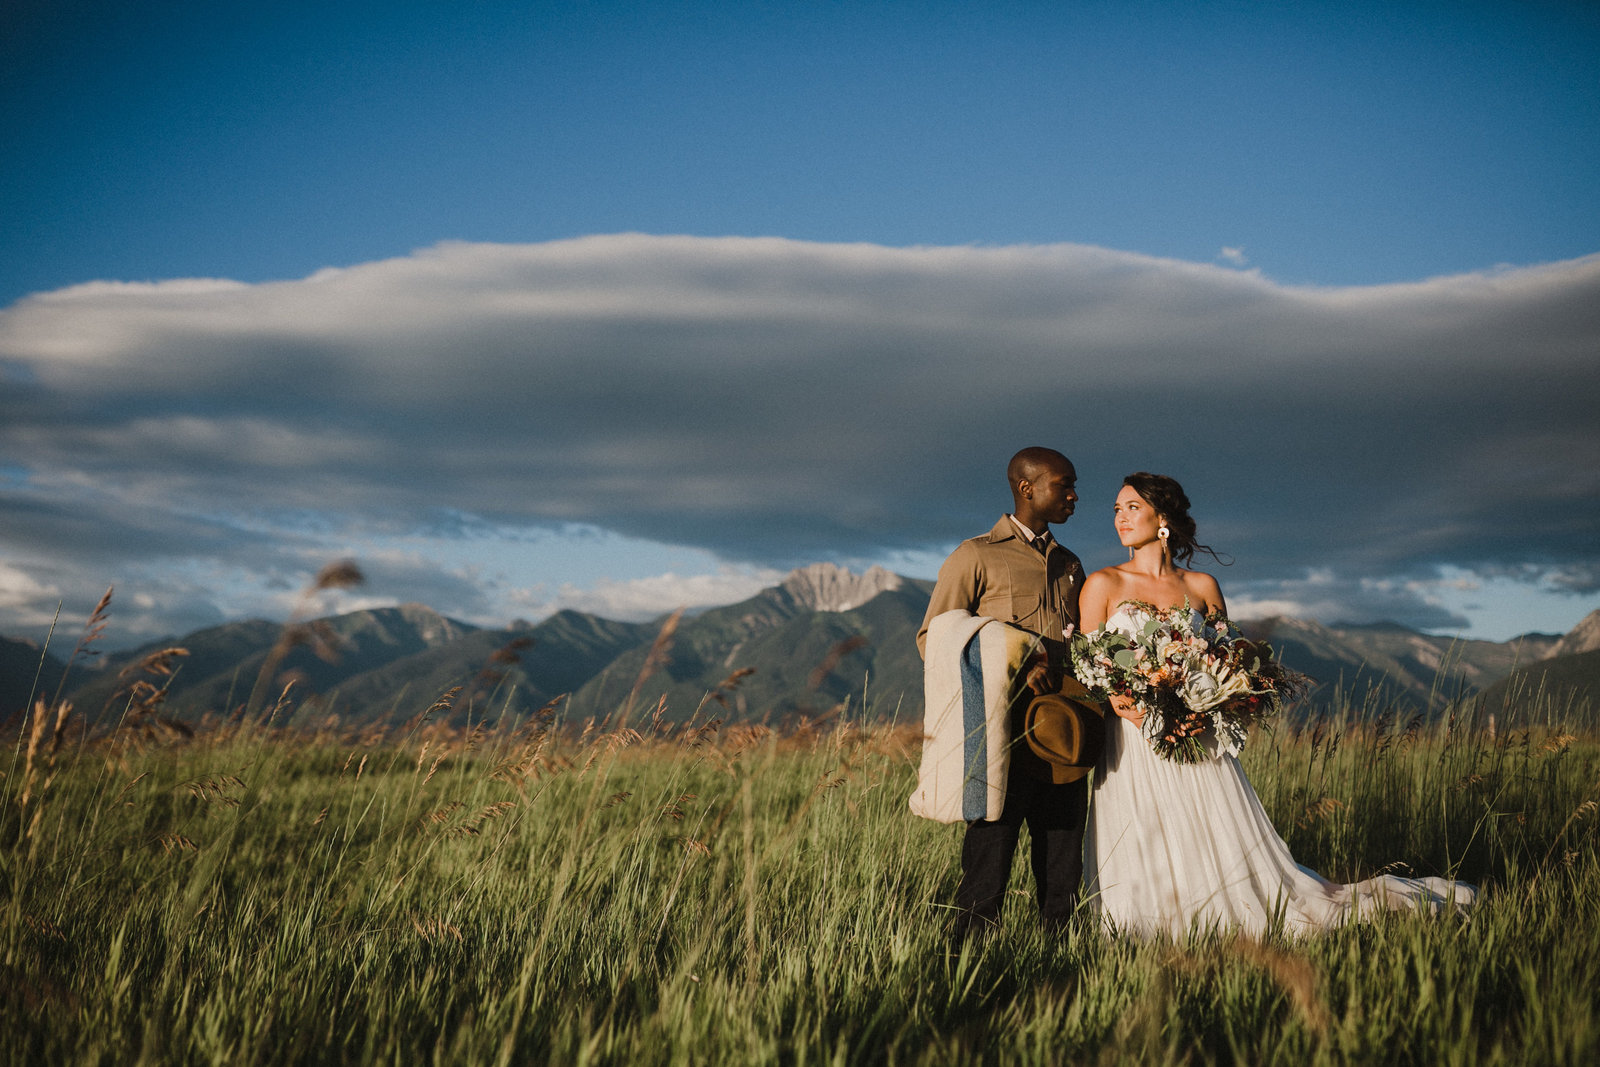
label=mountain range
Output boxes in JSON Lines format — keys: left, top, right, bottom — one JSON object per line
{"left": 3, "top": 563, "right": 1595, "bottom": 731}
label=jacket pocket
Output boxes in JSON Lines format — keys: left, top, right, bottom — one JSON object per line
{"left": 987, "top": 593, "right": 1042, "bottom": 628}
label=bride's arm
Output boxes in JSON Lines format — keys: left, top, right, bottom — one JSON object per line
{"left": 1078, "top": 571, "right": 1114, "bottom": 632}
{"left": 1078, "top": 572, "right": 1144, "bottom": 726}
{"left": 1188, "top": 571, "right": 1226, "bottom": 616}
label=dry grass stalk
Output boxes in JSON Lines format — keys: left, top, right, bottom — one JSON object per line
{"left": 425, "top": 687, "right": 463, "bottom": 719}
{"left": 157, "top": 833, "right": 200, "bottom": 854}
{"left": 22, "top": 915, "right": 68, "bottom": 942}
{"left": 1530, "top": 777, "right": 1600, "bottom": 893}
{"left": 17, "top": 699, "right": 76, "bottom": 841}
{"left": 244, "top": 560, "right": 365, "bottom": 717}
{"left": 660, "top": 793, "right": 697, "bottom": 821}
{"left": 184, "top": 775, "right": 245, "bottom": 806}
{"left": 410, "top": 915, "right": 464, "bottom": 943}
{"left": 424, "top": 801, "right": 466, "bottom": 825}
{"left": 110, "top": 771, "right": 150, "bottom": 807}
{"left": 1230, "top": 938, "right": 1330, "bottom": 1033}
{"left": 521, "top": 694, "right": 566, "bottom": 736}
{"left": 110, "top": 646, "right": 198, "bottom": 743}
{"left": 637, "top": 610, "right": 682, "bottom": 688}
{"left": 475, "top": 800, "right": 516, "bottom": 822}
{"left": 118, "top": 647, "right": 190, "bottom": 680}
{"left": 438, "top": 800, "right": 518, "bottom": 838}
{"left": 1297, "top": 797, "right": 1343, "bottom": 828}
{"left": 709, "top": 667, "right": 756, "bottom": 708}
{"left": 50, "top": 587, "right": 113, "bottom": 706}
{"left": 314, "top": 560, "right": 365, "bottom": 590}
{"left": 681, "top": 717, "right": 724, "bottom": 749}
{"left": 1542, "top": 733, "right": 1577, "bottom": 753}
{"left": 19, "top": 699, "right": 57, "bottom": 811}
{"left": 266, "top": 680, "right": 299, "bottom": 724}
{"left": 422, "top": 754, "right": 446, "bottom": 785}
{"left": 807, "top": 635, "right": 871, "bottom": 691}
{"left": 619, "top": 609, "right": 684, "bottom": 727}
{"left": 470, "top": 636, "right": 535, "bottom": 700}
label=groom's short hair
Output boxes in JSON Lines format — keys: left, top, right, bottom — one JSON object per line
{"left": 1007, "top": 446, "right": 1072, "bottom": 495}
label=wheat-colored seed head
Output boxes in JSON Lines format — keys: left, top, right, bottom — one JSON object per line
{"left": 313, "top": 560, "right": 365, "bottom": 590}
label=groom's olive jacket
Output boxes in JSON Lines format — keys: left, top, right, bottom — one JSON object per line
{"left": 915, "top": 514, "right": 1083, "bottom": 661}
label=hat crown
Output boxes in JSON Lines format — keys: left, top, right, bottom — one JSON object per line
{"left": 1024, "top": 688, "right": 1107, "bottom": 784}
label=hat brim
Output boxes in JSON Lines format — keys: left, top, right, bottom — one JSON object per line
{"left": 1024, "top": 691, "right": 1107, "bottom": 784}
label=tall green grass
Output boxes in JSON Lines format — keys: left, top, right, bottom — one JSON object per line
{"left": 5, "top": 680, "right": 1598, "bottom": 1065}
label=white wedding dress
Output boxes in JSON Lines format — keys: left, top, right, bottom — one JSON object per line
{"left": 1083, "top": 604, "right": 1476, "bottom": 938}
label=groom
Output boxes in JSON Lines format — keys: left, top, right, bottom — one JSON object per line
{"left": 915, "top": 446, "right": 1087, "bottom": 938}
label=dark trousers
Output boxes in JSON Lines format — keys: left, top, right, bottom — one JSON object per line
{"left": 954, "top": 771, "right": 1088, "bottom": 934}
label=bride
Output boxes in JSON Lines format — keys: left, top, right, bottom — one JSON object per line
{"left": 1079, "top": 472, "right": 1477, "bottom": 937}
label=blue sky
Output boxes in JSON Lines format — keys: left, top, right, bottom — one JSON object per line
{"left": 2, "top": 0, "right": 1598, "bottom": 648}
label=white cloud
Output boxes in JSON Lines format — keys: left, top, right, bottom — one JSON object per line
{"left": 512, "top": 567, "right": 788, "bottom": 623}
{"left": 1218, "top": 246, "right": 1249, "bottom": 266}
{"left": 0, "top": 562, "right": 61, "bottom": 617}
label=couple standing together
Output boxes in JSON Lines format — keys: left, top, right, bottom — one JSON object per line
{"left": 914, "top": 447, "right": 1476, "bottom": 940}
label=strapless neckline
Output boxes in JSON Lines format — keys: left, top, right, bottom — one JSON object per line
{"left": 1104, "top": 599, "right": 1205, "bottom": 631}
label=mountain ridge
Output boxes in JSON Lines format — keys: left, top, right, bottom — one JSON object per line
{"left": 4, "top": 568, "right": 1593, "bottom": 729}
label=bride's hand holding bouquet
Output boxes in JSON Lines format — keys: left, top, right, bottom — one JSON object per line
{"left": 1072, "top": 602, "right": 1310, "bottom": 763}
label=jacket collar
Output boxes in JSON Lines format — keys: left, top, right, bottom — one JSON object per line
{"left": 982, "top": 514, "right": 1026, "bottom": 544}
{"left": 984, "top": 515, "right": 1071, "bottom": 564}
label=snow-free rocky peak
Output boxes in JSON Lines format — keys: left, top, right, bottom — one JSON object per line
{"left": 1551, "top": 608, "right": 1600, "bottom": 659}
{"left": 780, "top": 563, "right": 904, "bottom": 613}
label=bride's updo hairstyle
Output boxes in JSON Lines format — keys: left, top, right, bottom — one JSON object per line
{"left": 1122, "top": 472, "right": 1228, "bottom": 567}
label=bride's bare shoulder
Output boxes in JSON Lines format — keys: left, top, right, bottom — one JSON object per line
{"left": 1079, "top": 566, "right": 1131, "bottom": 629}
{"left": 1082, "top": 565, "right": 1134, "bottom": 596}
{"left": 1179, "top": 568, "right": 1225, "bottom": 612}
{"left": 1083, "top": 564, "right": 1127, "bottom": 585}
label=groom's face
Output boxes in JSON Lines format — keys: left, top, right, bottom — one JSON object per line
{"left": 1027, "top": 461, "right": 1079, "bottom": 526}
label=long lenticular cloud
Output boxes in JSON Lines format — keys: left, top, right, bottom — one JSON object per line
{"left": 2, "top": 235, "right": 1597, "bottom": 637}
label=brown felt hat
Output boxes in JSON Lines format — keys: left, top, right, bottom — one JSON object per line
{"left": 1024, "top": 677, "right": 1106, "bottom": 784}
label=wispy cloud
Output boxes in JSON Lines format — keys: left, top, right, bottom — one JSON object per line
{"left": 2, "top": 235, "right": 1597, "bottom": 643}
{"left": 510, "top": 567, "right": 789, "bottom": 624}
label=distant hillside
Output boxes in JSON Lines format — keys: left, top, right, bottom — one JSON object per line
{"left": 1, "top": 635, "right": 66, "bottom": 724}
{"left": 568, "top": 575, "right": 934, "bottom": 725}
{"left": 1238, "top": 616, "right": 1560, "bottom": 718}
{"left": 8, "top": 568, "right": 1592, "bottom": 731}
{"left": 55, "top": 604, "right": 654, "bottom": 728}
{"left": 308, "top": 610, "right": 653, "bottom": 726}
{"left": 67, "top": 607, "right": 472, "bottom": 726}
{"left": 65, "top": 618, "right": 284, "bottom": 725}
{"left": 1470, "top": 647, "right": 1600, "bottom": 729}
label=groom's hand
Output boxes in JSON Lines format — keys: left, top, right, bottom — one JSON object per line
{"left": 1024, "top": 653, "right": 1055, "bottom": 695}
{"left": 1025, "top": 637, "right": 1068, "bottom": 695}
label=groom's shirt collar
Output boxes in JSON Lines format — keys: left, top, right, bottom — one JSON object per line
{"left": 1007, "top": 514, "right": 1042, "bottom": 543}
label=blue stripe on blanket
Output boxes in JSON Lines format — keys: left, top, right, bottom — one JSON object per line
{"left": 960, "top": 633, "right": 987, "bottom": 821}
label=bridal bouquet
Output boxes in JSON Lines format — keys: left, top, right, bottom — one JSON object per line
{"left": 1071, "top": 602, "right": 1310, "bottom": 763}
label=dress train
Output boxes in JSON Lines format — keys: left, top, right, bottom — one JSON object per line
{"left": 1083, "top": 609, "right": 1475, "bottom": 938}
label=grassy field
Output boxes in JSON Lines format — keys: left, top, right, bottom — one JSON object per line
{"left": 5, "top": 670, "right": 1599, "bottom": 1067}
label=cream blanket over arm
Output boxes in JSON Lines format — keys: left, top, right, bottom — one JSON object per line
{"left": 909, "top": 610, "right": 1041, "bottom": 823}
